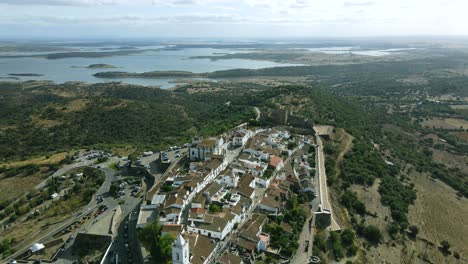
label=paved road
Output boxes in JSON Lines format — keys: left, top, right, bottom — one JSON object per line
{"left": 254, "top": 107, "right": 261, "bottom": 121}
{"left": 2, "top": 160, "right": 126, "bottom": 263}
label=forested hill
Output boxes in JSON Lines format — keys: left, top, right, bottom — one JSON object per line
{"left": 0, "top": 82, "right": 255, "bottom": 160}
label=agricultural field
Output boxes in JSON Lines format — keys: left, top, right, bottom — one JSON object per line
{"left": 422, "top": 118, "right": 468, "bottom": 130}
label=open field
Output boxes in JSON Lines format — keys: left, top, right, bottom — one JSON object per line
{"left": 408, "top": 171, "right": 468, "bottom": 263}
{"left": 432, "top": 149, "right": 468, "bottom": 174}
{"left": 450, "top": 131, "right": 468, "bottom": 141}
{"left": 60, "top": 98, "right": 89, "bottom": 112}
{"left": 0, "top": 152, "right": 69, "bottom": 167}
{"left": 0, "top": 172, "right": 45, "bottom": 202}
{"left": 32, "top": 115, "right": 63, "bottom": 128}
{"left": 449, "top": 105, "right": 468, "bottom": 110}
{"left": 422, "top": 118, "right": 468, "bottom": 129}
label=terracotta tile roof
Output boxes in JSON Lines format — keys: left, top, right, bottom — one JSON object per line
{"left": 269, "top": 155, "right": 283, "bottom": 168}
{"left": 192, "top": 212, "right": 235, "bottom": 232}
{"left": 184, "top": 233, "right": 216, "bottom": 264}
{"left": 161, "top": 224, "right": 183, "bottom": 237}
{"left": 198, "top": 137, "right": 217, "bottom": 148}
{"left": 235, "top": 184, "right": 254, "bottom": 199}
{"left": 238, "top": 174, "right": 255, "bottom": 186}
{"left": 267, "top": 188, "right": 282, "bottom": 199}
{"left": 204, "top": 182, "right": 223, "bottom": 197}
{"left": 190, "top": 208, "right": 206, "bottom": 214}
{"left": 219, "top": 253, "right": 242, "bottom": 264}
{"left": 240, "top": 213, "right": 267, "bottom": 242}
{"left": 205, "top": 158, "right": 223, "bottom": 171}
{"left": 235, "top": 237, "right": 256, "bottom": 252}
{"left": 281, "top": 222, "right": 293, "bottom": 233}
{"left": 259, "top": 195, "right": 281, "bottom": 210}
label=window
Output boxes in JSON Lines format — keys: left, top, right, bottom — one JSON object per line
{"left": 176, "top": 253, "right": 180, "bottom": 261}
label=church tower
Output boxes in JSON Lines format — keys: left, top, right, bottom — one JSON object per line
{"left": 172, "top": 234, "right": 190, "bottom": 264}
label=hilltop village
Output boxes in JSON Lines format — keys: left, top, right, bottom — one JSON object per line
{"left": 134, "top": 124, "right": 333, "bottom": 264}
{"left": 2, "top": 123, "right": 334, "bottom": 264}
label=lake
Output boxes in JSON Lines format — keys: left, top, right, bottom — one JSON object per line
{"left": 0, "top": 47, "right": 300, "bottom": 89}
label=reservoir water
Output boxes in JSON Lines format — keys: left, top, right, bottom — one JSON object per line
{"left": 0, "top": 47, "right": 300, "bottom": 89}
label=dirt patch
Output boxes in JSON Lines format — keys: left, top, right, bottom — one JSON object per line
{"left": 422, "top": 118, "right": 468, "bottom": 130}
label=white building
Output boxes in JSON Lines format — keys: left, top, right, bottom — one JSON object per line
{"left": 232, "top": 129, "right": 253, "bottom": 148}
{"left": 189, "top": 137, "right": 226, "bottom": 161}
{"left": 172, "top": 235, "right": 190, "bottom": 264}
{"left": 187, "top": 212, "right": 238, "bottom": 240}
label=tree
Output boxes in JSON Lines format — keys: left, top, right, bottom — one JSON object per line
{"left": 408, "top": 225, "right": 419, "bottom": 238}
{"left": 363, "top": 225, "right": 382, "bottom": 245}
{"left": 137, "top": 220, "right": 175, "bottom": 263}
{"left": 209, "top": 203, "right": 221, "bottom": 213}
{"left": 387, "top": 222, "right": 399, "bottom": 238}
{"left": 341, "top": 229, "right": 355, "bottom": 246}
{"left": 440, "top": 240, "right": 451, "bottom": 253}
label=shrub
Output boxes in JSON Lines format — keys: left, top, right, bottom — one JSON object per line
{"left": 362, "top": 225, "right": 382, "bottom": 245}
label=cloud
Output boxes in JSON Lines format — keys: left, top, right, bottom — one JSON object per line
{"left": 0, "top": 0, "right": 153, "bottom": 5}
{"left": 0, "top": 12, "right": 364, "bottom": 27}
{"left": 290, "top": 0, "right": 310, "bottom": 9}
{"left": 344, "top": 1, "right": 375, "bottom": 7}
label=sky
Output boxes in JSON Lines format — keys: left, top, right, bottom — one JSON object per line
{"left": 0, "top": 0, "right": 466, "bottom": 39}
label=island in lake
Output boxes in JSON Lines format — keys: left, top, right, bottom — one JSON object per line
{"left": 72, "top": 64, "right": 119, "bottom": 69}
{"left": 8, "top": 73, "right": 44, "bottom": 77}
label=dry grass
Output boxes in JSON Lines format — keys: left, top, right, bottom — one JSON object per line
{"left": 329, "top": 128, "right": 355, "bottom": 229}
{"left": 0, "top": 152, "right": 70, "bottom": 201}
{"left": 31, "top": 115, "right": 62, "bottom": 128}
{"left": 60, "top": 98, "right": 89, "bottom": 112}
{"left": 449, "top": 105, "right": 468, "bottom": 110}
{"left": 432, "top": 148, "right": 468, "bottom": 174}
{"left": 422, "top": 118, "right": 468, "bottom": 129}
{"left": 450, "top": 131, "right": 468, "bottom": 141}
{"left": 407, "top": 171, "right": 468, "bottom": 263}
{"left": 0, "top": 152, "right": 69, "bottom": 168}
{"left": 102, "top": 99, "right": 129, "bottom": 111}
{"left": 398, "top": 76, "right": 429, "bottom": 85}
{"left": 0, "top": 172, "right": 45, "bottom": 201}
{"left": 351, "top": 171, "right": 468, "bottom": 264}
{"left": 111, "top": 145, "right": 136, "bottom": 157}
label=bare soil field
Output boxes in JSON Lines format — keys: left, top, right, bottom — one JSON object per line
{"left": 422, "top": 118, "right": 468, "bottom": 129}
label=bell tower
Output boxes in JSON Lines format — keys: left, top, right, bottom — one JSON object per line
{"left": 172, "top": 234, "right": 190, "bottom": 264}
